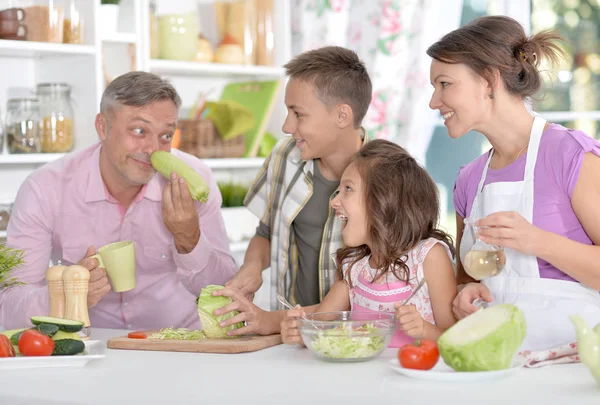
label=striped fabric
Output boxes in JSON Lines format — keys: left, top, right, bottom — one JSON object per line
{"left": 244, "top": 132, "right": 368, "bottom": 309}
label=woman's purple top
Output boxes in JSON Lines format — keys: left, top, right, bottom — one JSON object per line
{"left": 453, "top": 123, "right": 600, "bottom": 281}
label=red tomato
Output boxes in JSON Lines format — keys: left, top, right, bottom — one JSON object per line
{"left": 0, "top": 335, "right": 16, "bottom": 358}
{"left": 127, "top": 331, "right": 147, "bottom": 339}
{"left": 18, "top": 329, "right": 55, "bottom": 357}
{"left": 398, "top": 340, "right": 440, "bottom": 370}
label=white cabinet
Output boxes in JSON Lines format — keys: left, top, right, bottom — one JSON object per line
{"left": 0, "top": 1, "right": 291, "bottom": 302}
{"left": 0, "top": 0, "right": 289, "bottom": 199}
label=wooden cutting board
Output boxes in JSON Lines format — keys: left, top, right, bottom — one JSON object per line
{"left": 107, "top": 332, "right": 282, "bottom": 354}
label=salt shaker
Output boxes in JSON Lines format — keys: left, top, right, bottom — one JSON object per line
{"left": 46, "top": 263, "right": 67, "bottom": 318}
{"left": 63, "top": 265, "right": 91, "bottom": 340}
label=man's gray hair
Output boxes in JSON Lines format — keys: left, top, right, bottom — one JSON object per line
{"left": 100, "top": 71, "right": 182, "bottom": 116}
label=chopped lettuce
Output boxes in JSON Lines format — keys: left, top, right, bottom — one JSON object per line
{"left": 197, "top": 284, "right": 244, "bottom": 338}
{"left": 309, "top": 323, "right": 386, "bottom": 359}
{"left": 149, "top": 327, "right": 206, "bottom": 340}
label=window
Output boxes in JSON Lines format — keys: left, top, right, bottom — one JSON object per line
{"left": 531, "top": 0, "right": 600, "bottom": 139}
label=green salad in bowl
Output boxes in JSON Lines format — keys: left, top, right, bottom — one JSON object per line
{"left": 297, "top": 311, "right": 396, "bottom": 362}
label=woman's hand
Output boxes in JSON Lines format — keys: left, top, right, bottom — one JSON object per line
{"left": 211, "top": 287, "right": 278, "bottom": 336}
{"left": 452, "top": 283, "right": 492, "bottom": 320}
{"left": 476, "top": 211, "right": 547, "bottom": 256}
{"left": 280, "top": 308, "right": 306, "bottom": 346}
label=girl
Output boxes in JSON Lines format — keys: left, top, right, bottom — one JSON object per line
{"left": 428, "top": 16, "right": 600, "bottom": 351}
{"left": 281, "top": 139, "right": 457, "bottom": 347}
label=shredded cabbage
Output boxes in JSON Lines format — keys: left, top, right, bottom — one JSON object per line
{"left": 149, "top": 327, "right": 206, "bottom": 340}
{"left": 309, "top": 323, "right": 386, "bottom": 359}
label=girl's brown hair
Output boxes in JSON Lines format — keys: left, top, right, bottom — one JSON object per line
{"left": 336, "top": 140, "right": 455, "bottom": 285}
{"left": 426, "top": 16, "right": 566, "bottom": 99}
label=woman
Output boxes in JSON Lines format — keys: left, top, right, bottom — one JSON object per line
{"left": 427, "top": 15, "right": 600, "bottom": 351}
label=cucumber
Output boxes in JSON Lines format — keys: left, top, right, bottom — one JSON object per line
{"left": 30, "top": 316, "right": 84, "bottom": 333}
{"left": 52, "top": 339, "right": 85, "bottom": 356}
{"left": 9, "top": 329, "right": 32, "bottom": 346}
{"left": 36, "top": 323, "right": 59, "bottom": 337}
{"left": 151, "top": 151, "right": 210, "bottom": 203}
{"left": 52, "top": 331, "right": 82, "bottom": 341}
{"left": 3, "top": 328, "right": 29, "bottom": 349}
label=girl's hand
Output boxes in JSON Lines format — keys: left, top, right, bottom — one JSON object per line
{"left": 476, "top": 211, "right": 546, "bottom": 256}
{"left": 394, "top": 304, "right": 425, "bottom": 339}
{"left": 280, "top": 308, "right": 305, "bottom": 346}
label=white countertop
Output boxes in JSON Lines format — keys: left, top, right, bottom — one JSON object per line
{"left": 0, "top": 328, "right": 597, "bottom": 405}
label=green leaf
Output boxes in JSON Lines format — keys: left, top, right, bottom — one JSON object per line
{"left": 0, "top": 243, "right": 25, "bottom": 290}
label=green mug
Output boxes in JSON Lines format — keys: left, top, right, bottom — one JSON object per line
{"left": 90, "top": 241, "right": 136, "bottom": 292}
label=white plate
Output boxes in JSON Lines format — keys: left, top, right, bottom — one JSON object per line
{"left": 388, "top": 357, "right": 523, "bottom": 382}
{"left": 0, "top": 340, "right": 106, "bottom": 370}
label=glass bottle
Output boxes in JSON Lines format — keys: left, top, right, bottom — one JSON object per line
{"left": 5, "top": 98, "right": 42, "bottom": 154}
{"left": 63, "top": 0, "right": 83, "bottom": 44}
{"left": 149, "top": 0, "right": 159, "bottom": 59}
{"left": 37, "top": 83, "right": 74, "bottom": 153}
{"left": 463, "top": 218, "right": 506, "bottom": 281}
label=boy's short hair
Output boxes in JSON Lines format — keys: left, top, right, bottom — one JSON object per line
{"left": 284, "top": 46, "right": 372, "bottom": 128}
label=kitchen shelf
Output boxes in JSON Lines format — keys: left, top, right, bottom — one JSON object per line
{"left": 0, "top": 40, "right": 96, "bottom": 58}
{"left": 203, "top": 158, "right": 265, "bottom": 170}
{"left": 102, "top": 33, "right": 138, "bottom": 45}
{"left": 0, "top": 153, "right": 65, "bottom": 165}
{"left": 149, "top": 59, "right": 285, "bottom": 78}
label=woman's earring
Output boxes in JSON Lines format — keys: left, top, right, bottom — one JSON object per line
{"left": 488, "top": 92, "right": 494, "bottom": 99}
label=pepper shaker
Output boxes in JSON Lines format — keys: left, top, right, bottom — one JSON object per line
{"left": 46, "top": 263, "right": 67, "bottom": 318}
{"left": 63, "top": 265, "right": 91, "bottom": 340}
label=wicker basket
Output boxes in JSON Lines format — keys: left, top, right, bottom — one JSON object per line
{"left": 177, "top": 119, "right": 246, "bottom": 158}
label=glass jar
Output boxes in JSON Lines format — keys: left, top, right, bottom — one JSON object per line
{"left": 0, "top": 200, "right": 12, "bottom": 231}
{"left": 5, "top": 98, "right": 42, "bottom": 154}
{"left": 63, "top": 0, "right": 82, "bottom": 44}
{"left": 149, "top": 0, "right": 159, "bottom": 59}
{"left": 37, "top": 83, "right": 74, "bottom": 153}
{"left": 22, "top": 0, "right": 64, "bottom": 43}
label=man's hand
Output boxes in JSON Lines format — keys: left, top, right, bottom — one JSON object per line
{"left": 79, "top": 246, "right": 111, "bottom": 308}
{"left": 225, "top": 262, "right": 263, "bottom": 301}
{"left": 162, "top": 173, "right": 200, "bottom": 254}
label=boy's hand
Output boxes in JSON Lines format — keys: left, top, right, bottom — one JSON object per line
{"left": 281, "top": 308, "right": 305, "bottom": 346}
{"left": 211, "top": 287, "right": 277, "bottom": 336}
{"left": 394, "top": 304, "right": 425, "bottom": 339}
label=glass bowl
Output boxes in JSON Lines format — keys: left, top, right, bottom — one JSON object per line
{"left": 297, "top": 311, "right": 396, "bottom": 362}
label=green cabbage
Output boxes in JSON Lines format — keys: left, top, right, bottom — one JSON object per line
{"left": 438, "top": 304, "right": 526, "bottom": 371}
{"left": 309, "top": 324, "right": 386, "bottom": 359}
{"left": 196, "top": 285, "right": 244, "bottom": 338}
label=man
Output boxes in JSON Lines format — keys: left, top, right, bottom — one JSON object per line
{"left": 0, "top": 71, "right": 236, "bottom": 330}
{"left": 219, "top": 46, "right": 372, "bottom": 335}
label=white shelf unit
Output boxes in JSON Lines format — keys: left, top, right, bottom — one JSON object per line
{"left": 101, "top": 33, "right": 139, "bottom": 45}
{"left": 149, "top": 59, "right": 285, "bottom": 78}
{"left": 0, "top": 230, "right": 6, "bottom": 238}
{"left": 0, "top": 153, "right": 66, "bottom": 165}
{"left": 0, "top": 40, "right": 96, "bottom": 58}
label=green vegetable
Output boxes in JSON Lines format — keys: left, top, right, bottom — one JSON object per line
{"left": 0, "top": 243, "right": 25, "bottom": 290}
{"left": 52, "top": 339, "right": 85, "bottom": 356}
{"left": 30, "top": 316, "right": 84, "bottom": 333}
{"left": 4, "top": 328, "right": 29, "bottom": 349}
{"left": 308, "top": 324, "right": 386, "bottom": 359}
{"left": 149, "top": 327, "right": 206, "bottom": 340}
{"left": 151, "top": 150, "right": 210, "bottom": 203}
{"left": 196, "top": 284, "right": 244, "bottom": 338}
{"left": 36, "top": 323, "right": 59, "bottom": 337}
{"left": 570, "top": 315, "right": 600, "bottom": 385}
{"left": 52, "top": 331, "right": 82, "bottom": 341}
{"left": 438, "top": 304, "right": 526, "bottom": 372}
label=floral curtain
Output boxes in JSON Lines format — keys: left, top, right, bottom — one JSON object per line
{"left": 291, "top": 0, "right": 463, "bottom": 165}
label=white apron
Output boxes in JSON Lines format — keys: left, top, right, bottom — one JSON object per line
{"left": 460, "top": 116, "right": 600, "bottom": 351}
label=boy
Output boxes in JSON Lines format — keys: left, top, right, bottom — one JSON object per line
{"left": 224, "top": 46, "right": 372, "bottom": 325}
